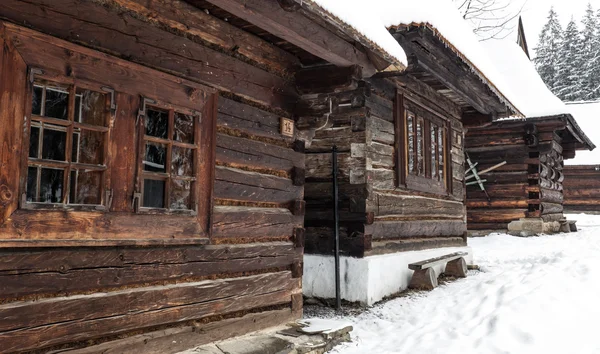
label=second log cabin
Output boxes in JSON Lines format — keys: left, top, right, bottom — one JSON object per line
{"left": 465, "top": 40, "right": 595, "bottom": 235}
{"left": 299, "top": 0, "right": 522, "bottom": 305}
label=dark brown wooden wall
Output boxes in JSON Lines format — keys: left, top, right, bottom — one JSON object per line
{"left": 303, "top": 73, "right": 467, "bottom": 258}
{"left": 0, "top": 1, "right": 305, "bottom": 352}
{"left": 466, "top": 121, "right": 566, "bottom": 231}
{"left": 564, "top": 165, "right": 600, "bottom": 212}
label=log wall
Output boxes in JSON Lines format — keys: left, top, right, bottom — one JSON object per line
{"left": 563, "top": 165, "right": 600, "bottom": 213}
{"left": 466, "top": 121, "right": 567, "bottom": 231}
{"left": 0, "top": 1, "right": 306, "bottom": 351}
{"left": 303, "top": 73, "right": 467, "bottom": 257}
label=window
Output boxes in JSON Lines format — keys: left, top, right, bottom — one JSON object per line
{"left": 138, "top": 101, "right": 200, "bottom": 212}
{"left": 396, "top": 93, "right": 451, "bottom": 194}
{"left": 25, "top": 80, "right": 109, "bottom": 207}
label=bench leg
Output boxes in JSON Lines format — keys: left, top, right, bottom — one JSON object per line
{"left": 569, "top": 222, "right": 577, "bottom": 232}
{"left": 445, "top": 257, "right": 467, "bottom": 278}
{"left": 408, "top": 268, "right": 438, "bottom": 290}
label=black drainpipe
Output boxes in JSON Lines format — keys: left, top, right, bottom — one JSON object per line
{"left": 332, "top": 145, "right": 341, "bottom": 311}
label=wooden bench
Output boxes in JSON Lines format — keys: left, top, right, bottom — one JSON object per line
{"left": 408, "top": 252, "right": 468, "bottom": 290}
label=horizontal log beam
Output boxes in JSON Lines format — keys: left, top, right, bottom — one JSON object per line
{"left": 203, "top": 0, "right": 377, "bottom": 76}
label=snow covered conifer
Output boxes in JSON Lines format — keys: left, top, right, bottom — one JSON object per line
{"left": 534, "top": 7, "right": 564, "bottom": 94}
{"left": 580, "top": 3, "right": 600, "bottom": 100}
{"left": 555, "top": 18, "right": 585, "bottom": 101}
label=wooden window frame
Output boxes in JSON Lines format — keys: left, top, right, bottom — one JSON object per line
{"left": 395, "top": 92, "right": 452, "bottom": 195}
{"left": 20, "top": 75, "right": 112, "bottom": 211}
{"left": 134, "top": 97, "right": 203, "bottom": 216}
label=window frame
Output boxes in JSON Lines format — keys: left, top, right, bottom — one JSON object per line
{"left": 20, "top": 76, "right": 112, "bottom": 211}
{"left": 135, "top": 98, "right": 203, "bottom": 215}
{"left": 395, "top": 92, "right": 452, "bottom": 195}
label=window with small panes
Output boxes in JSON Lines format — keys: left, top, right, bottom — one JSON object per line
{"left": 138, "top": 100, "right": 200, "bottom": 213}
{"left": 25, "top": 80, "right": 109, "bottom": 207}
{"left": 395, "top": 93, "right": 451, "bottom": 194}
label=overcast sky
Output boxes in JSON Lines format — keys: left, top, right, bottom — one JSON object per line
{"left": 520, "top": 0, "right": 600, "bottom": 56}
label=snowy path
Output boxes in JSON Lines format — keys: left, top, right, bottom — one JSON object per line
{"left": 314, "top": 214, "right": 600, "bottom": 354}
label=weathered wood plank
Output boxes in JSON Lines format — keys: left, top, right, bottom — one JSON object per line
{"left": 216, "top": 133, "right": 304, "bottom": 175}
{"left": 0, "top": 273, "right": 295, "bottom": 352}
{"left": 369, "top": 193, "right": 465, "bottom": 219}
{"left": 364, "top": 220, "right": 466, "bottom": 239}
{"left": 111, "top": 0, "right": 301, "bottom": 76}
{"left": 212, "top": 206, "right": 302, "bottom": 238}
{"left": 467, "top": 209, "right": 527, "bottom": 223}
{"left": 214, "top": 166, "right": 302, "bottom": 204}
{"left": 0, "top": 2, "right": 295, "bottom": 109}
{"left": 204, "top": 0, "right": 376, "bottom": 74}
{"left": 366, "top": 237, "right": 466, "bottom": 257}
{"left": 0, "top": 243, "right": 301, "bottom": 299}
{"left": 0, "top": 29, "right": 26, "bottom": 225}
{"left": 62, "top": 308, "right": 299, "bottom": 354}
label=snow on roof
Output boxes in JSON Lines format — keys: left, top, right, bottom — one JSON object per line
{"left": 306, "top": 0, "right": 520, "bottom": 115}
{"left": 565, "top": 101, "right": 600, "bottom": 165}
{"left": 482, "top": 40, "right": 566, "bottom": 118}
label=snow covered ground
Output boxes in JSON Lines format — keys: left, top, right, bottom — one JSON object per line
{"left": 309, "top": 213, "right": 600, "bottom": 354}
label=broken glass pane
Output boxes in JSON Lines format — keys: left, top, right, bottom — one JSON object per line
{"left": 44, "top": 87, "right": 69, "bottom": 120}
{"left": 174, "top": 112, "right": 194, "bottom": 144}
{"left": 29, "top": 126, "right": 40, "bottom": 158}
{"left": 74, "top": 94, "right": 81, "bottom": 123}
{"left": 69, "top": 170, "right": 102, "bottom": 205}
{"left": 143, "top": 179, "right": 165, "bottom": 208}
{"left": 74, "top": 129, "right": 104, "bottom": 165}
{"left": 32, "top": 86, "right": 43, "bottom": 116}
{"left": 39, "top": 168, "right": 64, "bottom": 203}
{"left": 72, "top": 132, "right": 80, "bottom": 163}
{"left": 26, "top": 167, "right": 38, "bottom": 202}
{"left": 77, "top": 89, "right": 107, "bottom": 126}
{"left": 170, "top": 178, "right": 191, "bottom": 210}
{"left": 42, "top": 127, "right": 66, "bottom": 161}
{"left": 145, "top": 108, "right": 168, "bottom": 139}
{"left": 171, "top": 147, "right": 194, "bottom": 177}
{"left": 144, "top": 143, "right": 167, "bottom": 173}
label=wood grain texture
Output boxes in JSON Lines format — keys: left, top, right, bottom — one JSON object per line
{"left": 0, "top": 28, "right": 26, "bottom": 225}
{"left": 0, "top": 272, "right": 295, "bottom": 352}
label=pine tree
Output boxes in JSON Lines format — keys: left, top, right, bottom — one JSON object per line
{"left": 586, "top": 8, "right": 600, "bottom": 100}
{"left": 580, "top": 3, "right": 600, "bottom": 100}
{"left": 534, "top": 8, "right": 564, "bottom": 93}
{"left": 555, "top": 18, "right": 585, "bottom": 101}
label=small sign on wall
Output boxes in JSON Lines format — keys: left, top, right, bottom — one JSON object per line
{"left": 280, "top": 117, "right": 294, "bottom": 137}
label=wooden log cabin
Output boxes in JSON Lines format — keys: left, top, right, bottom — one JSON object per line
{"left": 562, "top": 101, "right": 600, "bottom": 213}
{"left": 298, "top": 1, "right": 522, "bottom": 305}
{"left": 466, "top": 116, "right": 594, "bottom": 233}
{"left": 0, "top": 0, "right": 411, "bottom": 352}
{"left": 465, "top": 40, "right": 595, "bottom": 235}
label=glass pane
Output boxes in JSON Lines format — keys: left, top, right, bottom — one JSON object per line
{"left": 44, "top": 87, "right": 69, "bottom": 120}
{"left": 69, "top": 170, "right": 102, "bottom": 205}
{"left": 74, "top": 94, "right": 81, "bottom": 123}
{"left": 144, "top": 143, "right": 167, "bottom": 173}
{"left": 73, "top": 129, "right": 104, "bottom": 165}
{"left": 39, "top": 168, "right": 64, "bottom": 203}
{"left": 431, "top": 125, "right": 437, "bottom": 179}
{"left": 26, "top": 167, "right": 38, "bottom": 202}
{"left": 32, "top": 86, "right": 43, "bottom": 115}
{"left": 438, "top": 128, "right": 444, "bottom": 179}
{"left": 77, "top": 89, "right": 107, "bottom": 126}
{"left": 29, "top": 126, "right": 40, "bottom": 158}
{"left": 416, "top": 119, "right": 424, "bottom": 176}
{"left": 42, "top": 127, "right": 66, "bottom": 161}
{"left": 171, "top": 147, "right": 194, "bottom": 177}
{"left": 407, "top": 114, "right": 414, "bottom": 173}
{"left": 173, "top": 112, "right": 194, "bottom": 144}
{"left": 170, "top": 179, "right": 191, "bottom": 210}
{"left": 145, "top": 108, "right": 168, "bottom": 139}
{"left": 143, "top": 179, "right": 165, "bottom": 208}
